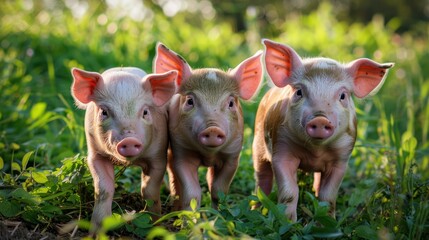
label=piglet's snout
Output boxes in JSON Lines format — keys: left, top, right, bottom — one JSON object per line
{"left": 305, "top": 116, "right": 334, "bottom": 139}
{"left": 198, "top": 126, "right": 226, "bottom": 147}
{"left": 117, "top": 137, "right": 143, "bottom": 157}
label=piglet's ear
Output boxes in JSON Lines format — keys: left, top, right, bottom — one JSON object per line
{"left": 347, "top": 58, "right": 394, "bottom": 98}
{"left": 230, "top": 51, "right": 263, "bottom": 100}
{"left": 153, "top": 42, "right": 192, "bottom": 87}
{"left": 145, "top": 70, "right": 178, "bottom": 107}
{"left": 262, "top": 39, "right": 303, "bottom": 88}
{"left": 71, "top": 68, "right": 102, "bottom": 108}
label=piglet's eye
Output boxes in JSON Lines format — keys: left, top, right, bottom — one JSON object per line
{"left": 100, "top": 108, "right": 109, "bottom": 119}
{"left": 340, "top": 93, "right": 346, "bottom": 100}
{"left": 291, "top": 88, "right": 304, "bottom": 103}
{"left": 229, "top": 100, "right": 234, "bottom": 108}
{"left": 183, "top": 95, "right": 195, "bottom": 111}
{"left": 187, "top": 98, "right": 194, "bottom": 105}
{"left": 186, "top": 96, "right": 194, "bottom": 106}
{"left": 142, "top": 108, "right": 151, "bottom": 120}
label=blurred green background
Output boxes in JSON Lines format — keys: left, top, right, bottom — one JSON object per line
{"left": 0, "top": 0, "right": 428, "bottom": 238}
{"left": 1, "top": 0, "right": 428, "bottom": 168}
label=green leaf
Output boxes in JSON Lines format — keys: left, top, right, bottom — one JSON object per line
{"left": 10, "top": 143, "right": 20, "bottom": 150}
{"left": 190, "top": 198, "right": 197, "bottom": 211}
{"left": 77, "top": 219, "right": 92, "bottom": 230}
{"left": 145, "top": 199, "right": 154, "bottom": 208}
{"left": 39, "top": 204, "right": 62, "bottom": 217}
{"left": 311, "top": 228, "right": 343, "bottom": 238}
{"left": 348, "top": 185, "right": 374, "bottom": 207}
{"left": 355, "top": 225, "right": 377, "bottom": 239}
{"left": 279, "top": 224, "right": 292, "bottom": 235}
{"left": 66, "top": 193, "right": 81, "bottom": 204}
{"left": 337, "top": 207, "right": 356, "bottom": 226}
{"left": 101, "top": 213, "right": 125, "bottom": 231}
{"left": 32, "top": 171, "right": 48, "bottom": 183}
{"left": 21, "top": 151, "right": 34, "bottom": 171}
{"left": 147, "top": 226, "right": 175, "bottom": 240}
{"left": 0, "top": 156, "right": 3, "bottom": 170}
{"left": 314, "top": 215, "right": 337, "bottom": 228}
{"left": 12, "top": 162, "right": 21, "bottom": 172}
{"left": 0, "top": 200, "right": 21, "bottom": 217}
{"left": 301, "top": 206, "right": 313, "bottom": 217}
{"left": 22, "top": 210, "right": 40, "bottom": 224}
{"left": 401, "top": 131, "right": 417, "bottom": 152}
{"left": 0, "top": 190, "right": 9, "bottom": 198}
{"left": 154, "top": 210, "right": 189, "bottom": 225}
{"left": 256, "top": 188, "right": 287, "bottom": 223}
{"left": 11, "top": 188, "right": 42, "bottom": 205}
{"left": 132, "top": 214, "right": 152, "bottom": 228}
{"left": 229, "top": 207, "right": 241, "bottom": 217}
{"left": 30, "top": 102, "right": 47, "bottom": 120}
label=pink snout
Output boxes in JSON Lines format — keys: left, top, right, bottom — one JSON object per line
{"left": 198, "top": 126, "right": 226, "bottom": 147}
{"left": 305, "top": 116, "right": 334, "bottom": 139}
{"left": 117, "top": 137, "right": 143, "bottom": 157}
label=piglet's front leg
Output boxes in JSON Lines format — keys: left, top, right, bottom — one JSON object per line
{"left": 166, "top": 152, "right": 181, "bottom": 210}
{"left": 206, "top": 156, "right": 239, "bottom": 208}
{"left": 87, "top": 154, "right": 115, "bottom": 230}
{"left": 171, "top": 155, "right": 201, "bottom": 210}
{"left": 317, "top": 162, "right": 347, "bottom": 218}
{"left": 272, "top": 150, "right": 300, "bottom": 222}
{"left": 140, "top": 162, "right": 166, "bottom": 219}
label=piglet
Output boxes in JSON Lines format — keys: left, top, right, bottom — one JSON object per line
{"left": 154, "top": 43, "right": 263, "bottom": 210}
{"left": 71, "top": 67, "right": 177, "bottom": 230}
{"left": 253, "top": 39, "right": 394, "bottom": 221}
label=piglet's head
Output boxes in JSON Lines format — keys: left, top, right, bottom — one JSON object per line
{"left": 262, "top": 39, "right": 394, "bottom": 143}
{"left": 262, "top": 39, "right": 394, "bottom": 98}
{"left": 153, "top": 42, "right": 263, "bottom": 101}
{"left": 153, "top": 43, "right": 263, "bottom": 151}
{"left": 71, "top": 68, "right": 178, "bottom": 109}
{"left": 71, "top": 67, "right": 177, "bottom": 160}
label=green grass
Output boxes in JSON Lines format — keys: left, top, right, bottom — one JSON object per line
{"left": 1, "top": 1, "right": 428, "bottom": 239}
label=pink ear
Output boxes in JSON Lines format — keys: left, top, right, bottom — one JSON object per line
{"left": 262, "top": 39, "right": 303, "bottom": 88}
{"left": 230, "top": 51, "right": 263, "bottom": 100}
{"left": 71, "top": 68, "right": 102, "bottom": 105}
{"left": 347, "top": 58, "right": 394, "bottom": 98}
{"left": 145, "top": 70, "right": 178, "bottom": 106}
{"left": 153, "top": 42, "right": 192, "bottom": 86}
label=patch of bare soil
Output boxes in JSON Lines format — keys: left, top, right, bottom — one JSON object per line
{"left": 0, "top": 220, "right": 95, "bottom": 239}
{"left": 0, "top": 220, "right": 59, "bottom": 240}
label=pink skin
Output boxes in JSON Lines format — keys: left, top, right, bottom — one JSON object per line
{"left": 253, "top": 39, "right": 394, "bottom": 221}
{"left": 306, "top": 116, "right": 334, "bottom": 139}
{"left": 199, "top": 126, "right": 226, "bottom": 147}
{"left": 154, "top": 43, "right": 263, "bottom": 210}
{"left": 117, "top": 137, "right": 143, "bottom": 157}
{"left": 71, "top": 67, "right": 177, "bottom": 231}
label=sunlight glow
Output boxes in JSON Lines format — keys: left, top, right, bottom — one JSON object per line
{"left": 64, "top": 0, "right": 88, "bottom": 19}
{"left": 106, "top": 0, "right": 150, "bottom": 21}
